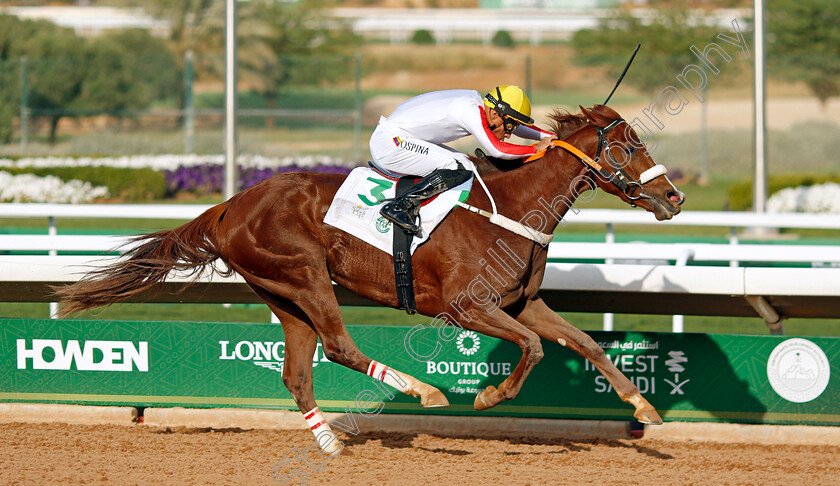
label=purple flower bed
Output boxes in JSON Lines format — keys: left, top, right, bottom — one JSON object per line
{"left": 164, "top": 164, "right": 353, "bottom": 195}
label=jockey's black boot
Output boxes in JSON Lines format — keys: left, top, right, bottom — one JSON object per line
{"left": 380, "top": 166, "right": 472, "bottom": 234}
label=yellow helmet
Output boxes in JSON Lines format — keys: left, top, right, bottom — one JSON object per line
{"left": 484, "top": 85, "right": 534, "bottom": 126}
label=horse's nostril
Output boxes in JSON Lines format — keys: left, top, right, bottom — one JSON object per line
{"left": 668, "top": 192, "right": 685, "bottom": 205}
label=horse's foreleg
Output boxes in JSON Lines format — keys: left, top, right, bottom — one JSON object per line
{"left": 515, "top": 297, "right": 662, "bottom": 424}
{"left": 457, "top": 308, "right": 544, "bottom": 411}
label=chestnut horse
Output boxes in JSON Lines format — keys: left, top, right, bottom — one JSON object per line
{"left": 58, "top": 105, "right": 684, "bottom": 453}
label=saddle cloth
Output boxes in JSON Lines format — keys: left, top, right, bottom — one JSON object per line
{"left": 323, "top": 166, "right": 473, "bottom": 255}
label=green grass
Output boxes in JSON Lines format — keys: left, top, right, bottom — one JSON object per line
{"left": 6, "top": 82, "right": 839, "bottom": 172}
{"left": 653, "top": 122, "right": 840, "bottom": 180}
{"left": 1, "top": 125, "right": 373, "bottom": 159}
{"left": 579, "top": 176, "right": 737, "bottom": 212}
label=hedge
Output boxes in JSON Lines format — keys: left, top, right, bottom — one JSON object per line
{"left": 728, "top": 173, "right": 840, "bottom": 210}
{"left": 3, "top": 166, "right": 166, "bottom": 201}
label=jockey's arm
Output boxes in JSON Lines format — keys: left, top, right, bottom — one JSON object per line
{"left": 513, "top": 124, "right": 556, "bottom": 141}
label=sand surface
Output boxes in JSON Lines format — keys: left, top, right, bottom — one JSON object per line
{"left": 2, "top": 422, "right": 838, "bottom": 485}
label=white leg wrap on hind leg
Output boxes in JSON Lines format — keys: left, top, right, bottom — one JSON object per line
{"left": 367, "top": 360, "right": 411, "bottom": 394}
{"left": 303, "top": 407, "right": 342, "bottom": 455}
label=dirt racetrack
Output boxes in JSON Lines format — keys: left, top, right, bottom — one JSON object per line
{"left": 2, "top": 422, "right": 839, "bottom": 485}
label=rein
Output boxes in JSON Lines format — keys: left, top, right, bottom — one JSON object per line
{"left": 457, "top": 169, "right": 554, "bottom": 246}
{"left": 523, "top": 118, "right": 667, "bottom": 205}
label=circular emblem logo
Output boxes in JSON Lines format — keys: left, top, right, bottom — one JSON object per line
{"left": 375, "top": 217, "right": 391, "bottom": 233}
{"left": 456, "top": 330, "right": 481, "bottom": 356}
{"left": 767, "top": 338, "right": 830, "bottom": 403}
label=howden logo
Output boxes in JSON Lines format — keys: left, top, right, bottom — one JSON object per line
{"left": 17, "top": 339, "right": 149, "bottom": 372}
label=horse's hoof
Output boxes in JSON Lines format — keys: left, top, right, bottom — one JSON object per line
{"left": 634, "top": 407, "right": 663, "bottom": 425}
{"left": 319, "top": 438, "right": 345, "bottom": 457}
{"left": 422, "top": 389, "right": 449, "bottom": 408}
{"left": 474, "top": 385, "right": 505, "bottom": 411}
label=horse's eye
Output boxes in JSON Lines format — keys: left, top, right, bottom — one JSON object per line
{"left": 627, "top": 146, "right": 636, "bottom": 155}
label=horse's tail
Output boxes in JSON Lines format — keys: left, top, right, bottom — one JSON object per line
{"left": 55, "top": 201, "right": 232, "bottom": 317}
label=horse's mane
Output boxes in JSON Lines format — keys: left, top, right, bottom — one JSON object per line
{"left": 547, "top": 108, "right": 589, "bottom": 139}
{"left": 472, "top": 107, "right": 592, "bottom": 174}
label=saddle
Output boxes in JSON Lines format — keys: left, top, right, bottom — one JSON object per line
{"left": 322, "top": 163, "right": 475, "bottom": 315}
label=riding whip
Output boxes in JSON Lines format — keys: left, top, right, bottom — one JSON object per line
{"left": 603, "top": 43, "right": 642, "bottom": 105}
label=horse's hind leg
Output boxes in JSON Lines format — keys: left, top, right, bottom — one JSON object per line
{"left": 304, "top": 291, "right": 449, "bottom": 408}
{"left": 243, "top": 268, "right": 448, "bottom": 410}
{"left": 515, "top": 297, "right": 662, "bottom": 424}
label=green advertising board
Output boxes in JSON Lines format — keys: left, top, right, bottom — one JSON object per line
{"left": 1, "top": 318, "right": 837, "bottom": 425}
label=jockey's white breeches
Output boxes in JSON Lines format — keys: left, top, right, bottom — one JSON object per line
{"left": 370, "top": 118, "right": 474, "bottom": 177}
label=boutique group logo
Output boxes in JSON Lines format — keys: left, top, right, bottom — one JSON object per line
{"left": 767, "top": 338, "right": 830, "bottom": 403}
{"left": 456, "top": 330, "right": 480, "bottom": 356}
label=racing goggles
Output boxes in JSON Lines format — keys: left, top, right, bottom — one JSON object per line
{"left": 502, "top": 117, "right": 520, "bottom": 134}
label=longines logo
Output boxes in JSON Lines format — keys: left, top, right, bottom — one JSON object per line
{"left": 219, "top": 340, "right": 330, "bottom": 373}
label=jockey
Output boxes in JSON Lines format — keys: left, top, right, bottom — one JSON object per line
{"left": 372, "top": 85, "right": 557, "bottom": 234}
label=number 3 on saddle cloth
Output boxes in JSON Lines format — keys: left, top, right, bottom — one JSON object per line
{"left": 324, "top": 164, "right": 473, "bottom": 255}
{"left": 323, "top": 164, "right": 474, "bottom": 314}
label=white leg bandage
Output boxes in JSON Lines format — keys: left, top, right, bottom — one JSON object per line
{"left": 367, "top": 360, "right": 411, "bottom": 393}
{"left": 302, "top": 407, "right": 342, "bottom": 455}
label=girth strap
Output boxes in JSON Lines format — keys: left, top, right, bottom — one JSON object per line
{"left": 392, "top": 176, "right": 417, "bottom": 314}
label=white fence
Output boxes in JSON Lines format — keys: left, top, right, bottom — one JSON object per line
{"left": 2, "top": 203, "right": 839, "bottom": 334}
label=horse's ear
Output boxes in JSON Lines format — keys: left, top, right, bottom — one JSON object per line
{"left": 579, "top": 105, "right": 598, "bottom": 123}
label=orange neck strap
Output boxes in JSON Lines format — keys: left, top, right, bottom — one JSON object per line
{"left": 523, "top": 140, "right": 603, "bottom": 173}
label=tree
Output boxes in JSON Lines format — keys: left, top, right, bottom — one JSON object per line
{"left": 768, "top": 0, "right": 840, "bottom": 105}
{"left": 0, "top": 16, "right": 25, "bottom": 143}
{"left": 137, "top": 0, "right": 217, "bottom": 122}
{"left": 75, "top": 29, "right": 179, "bottom": 113}
{"left": 138, "top": 0, "right": 360, "bottom": 127}
{"left": 0, "top": 14, "right": 181, "bottom": 144}
{"left": 571, "top": 8, "right": 725, "bottom": 95}
{"left": 194, "top": 0, "right": 362, "bottom": 127}
{"left": 0, "top": 15, "right": 86, "bottom": 144}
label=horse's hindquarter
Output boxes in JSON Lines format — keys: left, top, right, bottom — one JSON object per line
{"left": 216, "top": 170, "right": 409, "bottom": 310}
{"left": 216, "top": 172, "right": 345, "bottom": 286}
